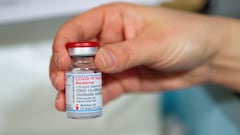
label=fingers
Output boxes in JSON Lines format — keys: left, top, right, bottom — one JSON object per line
{"left": 98, "top": 6, "right": 124, "bottom": 45}
{"left": 50, "top": 3, "right": 152, "bottom": 110}
{"left": 55, "top": 91, "right": 66, "bottom": 111}
{"left": 95, "top": 39, "right": 153, "bottom": 73}
{"left": 50, "top": 7, "right": 106, "bottom": 90}
{"left": 49, "top": 56, "right": 66, "bottom": 91}
{"left": 52, "top": 7, "right": 105, "bottom": 70}
{"left": 50, "top": 4, "right": 132, "bottom": 91}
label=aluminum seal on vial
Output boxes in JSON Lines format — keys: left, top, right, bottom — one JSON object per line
{"left": 66, "top": 42, "right": 99, "bottom": 56}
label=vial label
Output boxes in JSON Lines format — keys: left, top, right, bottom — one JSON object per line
{"left": 66, "top": 72, "right": 102, "bottom": 113}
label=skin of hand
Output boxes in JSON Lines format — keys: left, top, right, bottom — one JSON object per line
{"left": 49, "top": 2, "right": 239, "bottom": 111}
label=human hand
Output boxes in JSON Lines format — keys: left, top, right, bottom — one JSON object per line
{"left": 49, "top": 2, "right": 228, "bottom": 111}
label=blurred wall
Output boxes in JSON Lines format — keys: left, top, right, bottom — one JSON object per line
{"left": 206, "top": 0, "right": 240, "bottom": 18}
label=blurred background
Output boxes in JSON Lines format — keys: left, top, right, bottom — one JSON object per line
{"left": 1, "top": 0, "right": 240, "bottom": 135}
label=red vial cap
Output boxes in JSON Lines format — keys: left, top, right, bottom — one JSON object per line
{"left": 66, "top": 42, "right": 99, "bottom": 48}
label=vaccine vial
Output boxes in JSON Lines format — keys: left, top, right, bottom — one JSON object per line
{"left": 65, "top": 42, "right": 102, "bottom": 119}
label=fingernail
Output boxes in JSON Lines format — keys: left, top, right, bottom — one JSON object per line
{"left": 99, "top": 48, "right": 116, "bottom": 68}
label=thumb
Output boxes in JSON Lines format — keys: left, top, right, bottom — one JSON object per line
{"left": 95, "top": 39, "right": 152, "bottom": 73}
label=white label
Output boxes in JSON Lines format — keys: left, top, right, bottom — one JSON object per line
{"left": 65, "top": 72, "right": 102, "bottom": 113}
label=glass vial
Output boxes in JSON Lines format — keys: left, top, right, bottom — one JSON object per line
{"left": 65, "top": 42, "right": 102, "bottom": 119}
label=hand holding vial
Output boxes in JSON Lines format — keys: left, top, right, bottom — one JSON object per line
{"left": 49, "top": 2, "right": 240, "bottom": 113}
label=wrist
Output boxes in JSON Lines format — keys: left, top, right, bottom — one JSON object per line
{"left": 209, "top": 17, "right": 240, "bottom": 91}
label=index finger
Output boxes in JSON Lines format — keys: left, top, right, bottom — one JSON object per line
{"left": 52, "top": 6, "right": 105, "bottom": 70}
